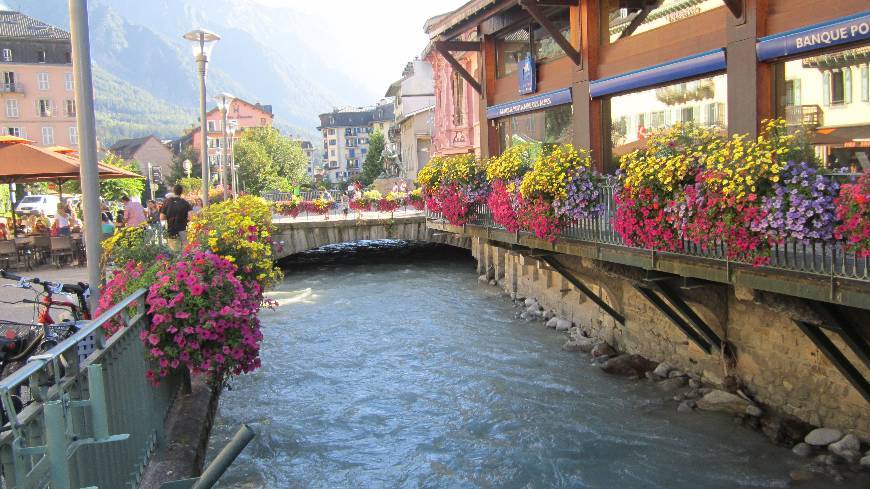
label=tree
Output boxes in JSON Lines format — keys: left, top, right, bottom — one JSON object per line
{"left": 169, "top": 144, "right": 200, "bottom": 185}
{"left": 61, "top": 153, "right": 145, "bottom": 201}
{"left": 361, "top": 129, "right": 385, "bottom": 185}
{"left": 234, "top": 127, "right": 309, "bottom": 195}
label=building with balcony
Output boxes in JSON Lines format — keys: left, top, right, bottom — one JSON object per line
{"left": 423, "top": 21, "right": 481, "bottom": 158}
{"left": 0, "top": 10, "right": 78, "bottom": 148}
{"left": 385, "top": 59, "right": 435, "bottom": 180}
{"left": 190, "top": 98, "right": 274, "bottom": 172}
{"left": 317, "top": 102, "right": 395, "bottom": 184}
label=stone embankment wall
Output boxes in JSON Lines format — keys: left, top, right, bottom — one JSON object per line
{"left": 273, "top": 216, "right": 469, "bottom": 259}
{"left": 472, "top": 238, "right": 870, "bottom": 440}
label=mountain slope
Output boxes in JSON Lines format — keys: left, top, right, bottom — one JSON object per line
{"left": 19, "top": 0, "right": 375, "bottom": 141}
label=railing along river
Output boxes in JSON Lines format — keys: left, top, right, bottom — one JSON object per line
{"left": 426, "top": 184, "right": 869, "bottom": 283}
{"left": 0, "top": 289, "right": 183, "bottom": 489}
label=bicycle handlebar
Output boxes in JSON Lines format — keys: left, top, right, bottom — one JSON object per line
{"left": 0, "top": 269, "right": 87, "bottom": 295}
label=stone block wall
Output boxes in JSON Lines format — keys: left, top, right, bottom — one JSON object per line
{"left": 472, "top": 238, "right": 870, "bottom": 440}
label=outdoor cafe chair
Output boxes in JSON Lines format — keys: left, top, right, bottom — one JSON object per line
{"left": 48, "top": 236, "right": 74, "bottom": 268}
{"left": 0, "top": 240, "right": 16, "bottom": 270}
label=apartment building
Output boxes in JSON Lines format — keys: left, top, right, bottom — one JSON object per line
{"left": 191, "top": 98, "right": 274, "bottom": 171}
{"left": 317, "top": 102, "right": 395, "bottom": 183}
{"left": 385, "top": 59, "right": 435, "bottom": 180}
{"left": 290, "top": 138, "right": 319, "bottom": 178}
{"left": 0, "top": 11, "right": 78, "bottom": 148}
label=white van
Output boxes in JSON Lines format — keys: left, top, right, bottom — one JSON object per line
{"left": 15, "top": 194, "right": 61, "bottom": 217}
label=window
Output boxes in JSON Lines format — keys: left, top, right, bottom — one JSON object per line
{"left": 496, "top": 104, "right": 573, "bottom": 152}
{"left": 64, "top": 51, "right": 71, "bottom": 63}
{"left": 606, "top": 2, "right": 717, "bottom": 44}
{"left": 825, "top": 68, "right": 851, "bottom": 106}
{"left": 451, "top": 71, "right": 465, "bottom": 126}
{"left": 41, "top": 127, "right": 54, "bottom": 145}
{"left": 6, "top": 127, "right": 23, "bottom": 137}
{"left": 64, "top": 72, "right": 73, "bottom": 91}
{"left": 329, "top": 139, "right": 336, "bottom": 145}
{"left": 773, "top": 44, "right": 870, "bottom": 170}
{"left": 361, "top": 148, "right": 367, "bottom": 154}
{"left": 328, "top": 129, "right": 335, "bottom": 135}
{"left": 207, "top": 138, "right": 221, "bottom": 149}
{"left": 533, "top": 16, "right": 570, "bottom": 62}
{"left": 5, "top": 99, "right": 17, "bottom": 118}
{"left": 2, "top": 71, "right": 14, "bottom": 92}
{"left": 37, "top": 72, "right": 49, "bottom": 90}
{"left": 496, "top": 25, "right": 531, "bottom": 78}
{"left": 207, "top": 120, "right": 220, "bottom": 132}
{"left": 348, "top": 149, "right": 355, "bottom": 158}
{"left": 608, "top": 73, "right": 727, "bottom": 173}
{"left": 37, "top": 99, "right": 52, "bottom": 117}
{"left": 2, "top": 49, "right": 11, "bottom": 62}
{"left": 65, "top": 99, "right": 76, "bottom": 117}
{"left": 37, "top": 50, "right": 47, "bottom": 63}
{"left": 68, "top": 126, "right": 78, "bottom": 145}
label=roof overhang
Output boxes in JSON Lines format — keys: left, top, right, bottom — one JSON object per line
{"left": 427, "top": 0, "right": 514, "bottom": 41}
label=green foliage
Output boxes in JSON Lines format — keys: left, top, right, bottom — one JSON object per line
{"left": 362, "top": 129, "right": 385, "bottom": 185}
{"left": 61, "top": 154, "right": 145, "bottom": 201}
{"left": 177, "top": 178, "right": 203, "bottom": 196}
{"left": 235, "top": 127, "right": 310, "bottom": 195}
{"left": 100, "top": 225, "right": 171, "bottom": 272}
{"left": 93, "top": 67, "right": 194, "bottom": 145}
{"left": 170, "top": 144, "right": 200, "bottom": 184}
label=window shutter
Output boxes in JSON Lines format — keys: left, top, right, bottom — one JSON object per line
{"left": 822, "top": 71, "right": 831, "bottom": 106}
{"left": 794, "top": 79, "right": 801, "bottom": 106}
{"left": 844, "top": 67, "right": 852, "bottom": 104}
{"left": 862, "top": 64, "right": 869, "bottom": 102}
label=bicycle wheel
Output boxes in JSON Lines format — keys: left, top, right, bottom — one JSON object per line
{"left": 0, "top": 360, "right": 31, "bottom": 413}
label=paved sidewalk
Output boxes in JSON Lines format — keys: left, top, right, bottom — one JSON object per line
{"left": 0, "top": 264, "right": 89, "bottom": 324}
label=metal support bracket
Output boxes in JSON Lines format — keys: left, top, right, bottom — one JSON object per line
{"left": 634, "top": 284, "right": 713, "bottom": 354}
{"left": 433, "top": 41, "right": 482, "bottom": 94}
{"left": 722, "top": 0, "right": 743, "bottom": 18}
{"left": 518, "top": 0, "right": 582, "bottom": 66}
{"left": 648, "top": 280, "right": 723, "bottom": 350}
{"left": 541, "top": 255, "right": 625, "bottom": 325}
{"left": 794, "top": 320, "right": 870, "bottom": 403}
{"left": 792, "top": 301, "right": 870, "bottom": 403}
{"left": 618, "top": 0, "right": 663, "bottom": 39}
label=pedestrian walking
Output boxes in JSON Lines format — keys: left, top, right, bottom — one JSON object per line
{"left": 161, "top": 184, "right": 193, "bottom": 253}
{"left": 122, "top": 196, "right": 147, "bottom": 227}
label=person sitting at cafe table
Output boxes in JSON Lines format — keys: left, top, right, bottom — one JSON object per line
{"left": 52, "top": 204, "right": 72, "bottom": 237}
{"left": 32, "top": 211, "right": 50, "bottom": 234}
{"left": 101, "top": 213, "right": 116, "bottom": 236}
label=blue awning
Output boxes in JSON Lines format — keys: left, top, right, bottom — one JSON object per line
{"left": 757, "top": 11, "right": 870, "bottom": 62}
{"left": 485, "top": 88, "right": 573, "bottom": 120}
{"left": 589, "top": 49, "right": 726, "bottom": 98}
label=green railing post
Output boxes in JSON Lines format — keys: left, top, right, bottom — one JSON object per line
{"left": 87, "top": 364, "right": 110, "bottom": 440}
{"left": 44, "top": 400, "right": 70, "bottom": 489}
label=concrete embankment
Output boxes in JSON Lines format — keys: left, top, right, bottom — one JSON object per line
{"left": 472, "top": 238, "right": 870, "bottom": 481}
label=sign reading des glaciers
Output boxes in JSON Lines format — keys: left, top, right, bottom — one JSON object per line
{"left": 757, "top": 11, "right": 870, "bottom": 61}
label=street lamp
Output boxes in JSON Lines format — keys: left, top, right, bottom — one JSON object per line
{"left": 227, "top": 120, "right": 239, "bottom": 198}
{"left": 183, "top": 28, "right": 220, "bottom": 206}
{"left": 215, "top": 92, "right": 235, "bottom": 200}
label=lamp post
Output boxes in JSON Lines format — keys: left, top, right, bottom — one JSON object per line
{"left": 183, "top": 28, "right": 220, "bottom": 206}
{"left": 215, "top": 92, "right": 235, "bottom": 200}
{"left": 228, "top": 120, "right": 239, "bottom": 198}
{"left": 69, "top": 0, "right": 102, "bottom": 312}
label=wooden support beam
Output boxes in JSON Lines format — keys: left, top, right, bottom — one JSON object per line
{"left": 434, "top": 41, "right": 481, "bottom": 52}
{"left": 618, "top": 1, "right": 662, "bottom": 39}
{"left": 518, "top": 0, "right": 583, "bottom": 66}
{"left": 434, "top": 42, "right": 482, "bottom": 95}
{"left": 722, "top": 0, "right": 743, "bottom": 18}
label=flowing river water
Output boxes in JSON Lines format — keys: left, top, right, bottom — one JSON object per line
{"left": 208, "top": 241, "right": 864, "bottom": 488}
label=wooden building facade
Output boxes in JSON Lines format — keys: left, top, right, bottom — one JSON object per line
{"left": 428, "top": 0, "right": 870, "bottom": 172}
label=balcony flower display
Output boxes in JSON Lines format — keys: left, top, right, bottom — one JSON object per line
{"left": 304, "top": 197, "right": 335, "bottom": 215}
{"left": 834, "top": 172, "right": 870, "bottom": 257}
{"left": 409, "top": 188, "right": 425, "bottom": 210}
{"left": 417, "top": 154, "right": 487, "bottom": 226}
{"left": 350, "top": 190, "right": 380, "bottom": 212}
{"left": 378, "top": 191, "right": 406, "bottom": 212}
{"left": 751, "top": 161, "right": 839, "bottom": 244}
{"left": 519, "top": 145, "right": 603, "bottom": 240}
{"left": 485, "top": 143, "right": 538, "bottom": 232}
{"left": 275, "top": 196, "right": 303, "bottom": 218}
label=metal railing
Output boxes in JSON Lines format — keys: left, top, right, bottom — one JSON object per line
{"left": 427, "top": 185, "right": 869, "bottom": 282}
{"left": 0, "top": 289, "right": 183, "bottom": 489}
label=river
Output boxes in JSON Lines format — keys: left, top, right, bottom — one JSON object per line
{"left": 207, "top": 241, "right": 863, "bottom": 488}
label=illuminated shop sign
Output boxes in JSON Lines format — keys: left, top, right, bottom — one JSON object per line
{"left": 486, "top": 88, "right": 572, "bottom": 120}
{"left": 757, "top": 11, "right": 870, "bottom": 61}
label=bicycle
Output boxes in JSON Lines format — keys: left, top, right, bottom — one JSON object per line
{"left": 0, "top": 270, "right": 91, "bottom": 424}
